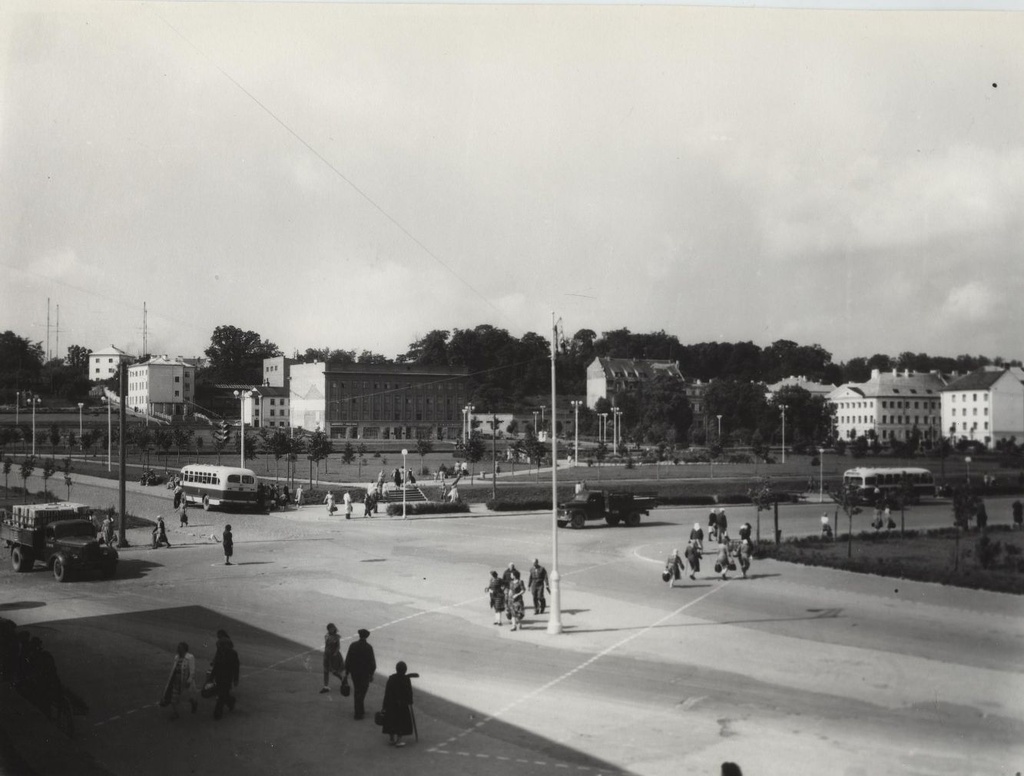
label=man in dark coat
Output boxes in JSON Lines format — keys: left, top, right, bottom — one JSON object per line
{"left": 211, "top": 629, "right": 240, "bottom": 720}
{"left": 381, "top": 661, "right": 414, "bottom": 747}
{"left": 528, "top": 559, "right": 550, "bottom": 614}
{"left": 343, "top": 629, "right": 377, "bottom": 720}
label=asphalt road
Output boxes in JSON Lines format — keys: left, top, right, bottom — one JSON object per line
{"left": 1, "top": 478, "right": 1023, "bottom": 776}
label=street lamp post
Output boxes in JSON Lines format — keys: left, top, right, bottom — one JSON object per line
{"left": 716, "top": 414, "right": 722, "bottom": 444}
{"left": 233, "top": 390, "right": 252, "bottom": 470}
{"left": 14, "top": 391, "right": 19, "bottom": 426}
{"left": 819, "top": 447, "right": 825, "bottom": 503}
{"left": 570, "top": 400, "right": 581, "bottom": 466}
{"left": 610, "top": 406, "right": 618, "bottom": 453}
{"left": 532, "top": 411, "right": 539, "bottom": 436}
{"left": 78, "top": 402, "right": 84, "bottom": 451}
{"left": 599, "top": 412, "right": 607, "bottom": 443}
{"left": 540, "top": 405, "right": 546, "bottom": 436}
{"left": 965, "top": 455, "right": 972, "bottom": 483}
{"left": 780, "top": 405, "right": 787, "bottom": 464}
{"left": 103, "top": 396, "right": 112, "bottom": 472}
{"left": 30, "top": 395, "right": 40, "bottom": 456}
{"left": 401, "top": 448, "right": 408, "bottom": 519}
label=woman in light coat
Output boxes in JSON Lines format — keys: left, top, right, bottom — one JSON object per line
{"left": 164, "top": 641, "right": 197, "bottom": 719}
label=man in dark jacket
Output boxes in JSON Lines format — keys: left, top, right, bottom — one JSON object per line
{"left": 211, "top": 629, "right": 240, "bottom": 720}
{"left": 343, "top": 629, "right": 377, "bottom": 720}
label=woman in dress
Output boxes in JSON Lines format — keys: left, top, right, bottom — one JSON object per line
{"left": 505, "top": 570, "right": 526, "bottom": 631}
{"left": 486, "top": 570, "right": 505, "bottom": 626}
{"left": 381, "top": 661, "right": 414, "bottom": 747}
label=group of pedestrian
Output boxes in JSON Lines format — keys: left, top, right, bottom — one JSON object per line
{"left": 256, "top": 482, "right": 292, "bottom": 512}
{"left": 160, "top": 628, "right": 239, "bottom": 721}
{"left": 0, "top": 618, "right": 64, "bottom": 721}
{"left": 315, "top": 624, "right": 415, "bottom": 747}
{"left": 666, "top": 518, "right": 753, "bottom": 585}
{"left": 486, "top": 560, "right": 549, "bottom": 630}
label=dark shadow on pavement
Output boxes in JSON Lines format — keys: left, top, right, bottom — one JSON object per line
{"left": 110, "top": 559, "right": 162, "bottom": 580}
{"left": 0, "top": 601, "right": 47, "bottom": 611}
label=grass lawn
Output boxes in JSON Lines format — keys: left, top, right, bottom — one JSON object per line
{"left": 758, "top": 525, "right": 1024, "bottom": 595}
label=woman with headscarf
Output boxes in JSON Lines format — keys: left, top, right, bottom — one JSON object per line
{"left": 381, "top": 661, "right": 414, "bottom": 747}
{"left": 485, "top": 570, "right": 505, "bottom": 626}
{"left": 505, "top": 570, "right": 526, "bottom": 631}
{"left": 664, "top": 549, "right": 685, "bottom": 588}
{"left": 320, "top": 623, "right": 344, "bottom": 694}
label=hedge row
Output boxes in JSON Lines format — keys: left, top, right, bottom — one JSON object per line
{"left": 384, "top": 501, "right": 471, "bottom": 517}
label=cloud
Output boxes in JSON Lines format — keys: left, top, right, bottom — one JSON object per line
{"left": 942, "top": 281, "right": 997, "bottom": 323}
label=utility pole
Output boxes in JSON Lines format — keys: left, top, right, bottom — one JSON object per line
{"left": 118, "top": 362, "right": 128, "bottom": 547}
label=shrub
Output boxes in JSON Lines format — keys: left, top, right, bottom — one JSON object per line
{"left": 976, "top": 536, "right": 1003, "bottom": 569}
{"left": 486, "top": 498, "right": 552, "bottom": 512}
{"left": 385, "top": 500, "right": 470, "bottom": 516}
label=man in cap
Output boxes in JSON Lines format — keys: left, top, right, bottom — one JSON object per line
{"left": 528, "top": 559, "right": 550, "bottom": 614}
{"left": 343, "top": 629, "right": 377, "bottom": 720}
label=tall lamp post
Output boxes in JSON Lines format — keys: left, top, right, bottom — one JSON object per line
{"left": 532, "top": 411, "right": 539, "bottom": 436}
{"left": 539, "top": 405, "right": 547, "bottom": 438}
{"left": 818, "top": 447, "right": 825, "bottom": 503}
{"left": 570, "top": 400, "right": 581, "bottom": 466}
{"left": 15, "top": 391, "right": 20, "bottom": 426}
{"left": 401, "top": 448, "right": 408, "bottom": 519}
{"left": 233, "top": 390, "right": 253, "bottom": 469}
{"left": 77, "top": 402, "right": 84, "bottom": 451}
{"left": 103, "top": 396, "right": 113, "bottom": 471}
{"left": 716, "top": 414, "right": 722, "bottom": 443}
{"left": 610, "top": 406, "right": 618, "bottom": 453}
{"left": 30, "top": 395, "right": 40, "bottom": 456}
{"left": 599, "top": 412, "right": 607, "bottom": 443}
{"left": 780, "top": 405, "right": 787, "bottom": 464}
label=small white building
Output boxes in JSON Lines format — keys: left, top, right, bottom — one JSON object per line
{"left": 828, "top": 369, "right": 946, "bottom": 444}
{"left": 88, "top": 345, "right": 130, "bottom": 381}
{"left": 126, "top": 355, "right": 196, "bottom": 419}
{"left": 766, "top": 375, "right": 837, "bottom": 399}
{"left": 940, "top": 366, "right": 1024, "bottom": 449}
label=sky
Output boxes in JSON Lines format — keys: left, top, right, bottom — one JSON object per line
{"left": 2, "top": 1, "right": 1022, "bottom": 368}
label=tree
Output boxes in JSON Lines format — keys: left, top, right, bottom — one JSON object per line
{"left": 65, "top": 344, "right": 92, "bottom": 370}
{"left": 205, "top": 325, "right": 282, "bottom": 383}
{"left": 41, "top": 458, "right": 57, "bottom": 498}
{"left": 307, "top": 429, "right": 332, "bottom": 486}
{"left": 173, "top": 427, "right": 194, "bottom": 466}
{"left": 0, "top": 330, "right": 44, "bottom": 395}
{"left": 635, "top": 373, "right": 693, "bottom": 445}
{"left": 20, "top": 455, "right": 36, "bottom": 499}
{"left": 464, "top": 432, "right": 486, "bottom": 484}
{"left": 61, "top": 456, "right": 73, "bottom": 500}
{"left": 3, "top": 456, "right": 11, "bottom": 495}
{"left": 340, "top": 442, "right": 356, "bottom": 467}
{"left": 48, "top": 424, "right": 62, "bottom": 457}
{"left": 415, "top": 438, "right": 434, "bottom": 473}
{"left": 356, "top": 443, "right": 368, "bottom": 479}
{"left": 155, "top": 429, "right": 174, "bottom": 472}
{"left": 399, "top": 330, "right": 451, "bottom": 365}
{"left": 748, "top": 476, "right": 775, "bottom": 543}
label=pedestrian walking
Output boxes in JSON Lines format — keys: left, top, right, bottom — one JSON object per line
{"left": 664, "top": 548, "right": 685, "bottom": 587}
{"left": 162, "top": 642, "right": 198, "bottom": 719}
{"left": 153, "top": 517, "right": 171, "bottom": 549}
{"left": 381, "top": 661, "right": 414, "bottom": 747}
{"left": 528, "top": 559, "right": 550, "bottom": 614}
{"left": 717, "top": 509, "right": 728, "bottom": 539}
{"left": 210, "top": 629, "right": 239, "bottom": 720}
{"left": 363, "top": 490, "right": 374, "bottom": 517}
{"left": 393, "top": 468, "right": 402, "bottom": 489}
{"left": 320, "top": 623, "right": 344, "bottom": 694}
{"left": 684, "top": 540, "right": 701, "bottom": 579}
{"left": 295, "top": 485, "right": 304, "bottom": 509}
{"left": 179, "top": 496, "right": 189, "bottom": 528}
{"left": 820, "top": 514, "right": 834, "bottom": 540}
{"left": 343, "top": 629, "right": 377, "bottom": 720}
{"left": 707, "top": 509, "right": 719, "bottom": 542}
{"left": 714, "top": 534, "right": 731, "bottom": 580}
{"left": 101, "top": 515, "right": 115, "bottom": 548}
{"left": 689, "top": 522, "right": 704, "bottom": 544}
{"left": 324, "top": 491, "right": 336, "bottom": 515}
{"left": 1013, "top": 499, "right": 1023, "bottom": 530}
{"left": 343, "top": 491, "right": 353, "bottom": 520}
{"left": 486, "top": 571, "right": 506, "bottom": 626}
{"left": 222, "top": 525, "right": 233, "bottom": 565}
{"left": 506, "top": 570, "right": 526, "bottom": 631}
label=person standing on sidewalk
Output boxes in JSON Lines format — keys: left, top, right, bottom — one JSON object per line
{"left": 210, "top": 629, "right": 239, "bottom": 720}
{"left": 295, "top": 485, "right": 304, "bottom": 509}
{"left": 486, "top": 571, "right": 505, "bottom": 626}
{"left": 528, "top": 559, "right": 550, "bottom": 614}
{"left": 324, "top": 491, "right": 336, "bottom": 515}
{"left": 343, "top": 491, "right": 353, "bottom": 520}
{"left": 153, "top": 517, "right": 172, "bottom": 549}
{"left": 222, "top": 525, "right": 234, "bottom": 565}
{"left": 343, "top": 629, "right": 377, "bottom": 720}
{"left": 381, "top": 661, "right": 414, "bottom": 747}
{"left": 320, "top": 623, "right": 344, "bottom": 694}
{"left": 179, "top": 496, "right": 189, "bottom": 528}
{"left": 506, "top": 570, "right": 526, "bottom": 631}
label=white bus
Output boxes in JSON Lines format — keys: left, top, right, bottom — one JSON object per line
{"left": 842, "top": 467, "right": 936, "bottom": 504}
{"left": 179, "top": 464, "right": 259, "bottom": 511}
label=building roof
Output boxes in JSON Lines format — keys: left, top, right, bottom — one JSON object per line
{"left": 91, "top": 345, "right": 128, "bottom": 357}
{"left": 253, "top": 386, "right": 289, "bottom": 398}
{"left": 828, "top": 368, "right": 947, "bottom": 401}
{"left": 940, "top": 366, "right": 1024, "bottom": 392}
{"left": 766, "top": 375, "right": 837, "bottom": 395}
{"left": 132, "top": 355, "right": 196, "bottom": 368}
{"left": 592, "top": 357, "right": 683, "bottom": 381}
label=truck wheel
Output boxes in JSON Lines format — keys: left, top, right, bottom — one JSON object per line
{"left": 11, "top": 546, "right": 34, "bottom": 573}
{"left": 605, "top": 516, "right": 621, "bottom": 526}
{"left": 202, "top": 495, "right": 211, "bottom": 511}
{"left": 570, "top": 511, "right": 586, "bottom": 529}
{"left": 556, "top": 520, "right": 568, "bottom": 528}
{"left": 53, "top": 556, "right": 71, "bottom": 583}
{"left": 625, "top": 511, "right": 641, "bottom": 527}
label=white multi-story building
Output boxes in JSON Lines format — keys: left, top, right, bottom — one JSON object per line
{"left": 828, "top": 369, "right": 946, "bottom": 444}
{"left": 88, "top": 345, "right": 130, "bottom": 381}
{"left": 126, "top": 355, "right": 196, "bottom": 419}
{"left": 940, "top": 366, "right": 1024, "bottom": 449}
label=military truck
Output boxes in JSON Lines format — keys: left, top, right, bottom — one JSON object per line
{"left": 1, "top": 502, "right": 118, "bottom": 582}
{"left": 556, "top": 490, "right": 657, "bottom": 528}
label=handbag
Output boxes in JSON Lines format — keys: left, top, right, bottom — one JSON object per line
{"left": 340, "top": 677, "right": 351, "bottom": 697}
{"left": 661, "top": 569, "right": 671, "bottom": 582}
{"left": 200, "top": 671, "right": 218, "bottom": 699}
{"left": 374, "top": 710, "right": 386, "bottom": 726}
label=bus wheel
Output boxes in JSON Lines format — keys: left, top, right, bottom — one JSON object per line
{"left": 202, "top": 495, "right": 211, "bottom": 511}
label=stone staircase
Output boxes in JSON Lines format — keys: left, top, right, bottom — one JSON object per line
{"left": 380, "top": 486, "right": 429, "bottom": 504}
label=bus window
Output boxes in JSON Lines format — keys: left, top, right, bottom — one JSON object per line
{"left": 228, "top": 475, "right": 240, "bottom": 484}
{"left": 864, "top": 476, "right": 876, "bottom": 486}
{"left": 242, "top": 476, "right": 254, "bottom": 484}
